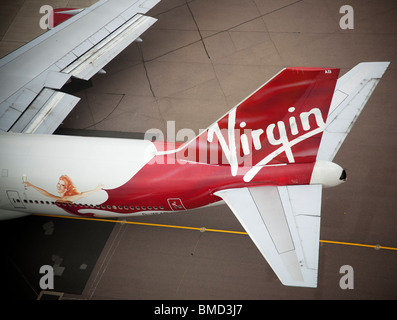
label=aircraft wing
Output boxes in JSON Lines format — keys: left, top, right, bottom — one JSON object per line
{"left": 0, "top": 0, "right": 160, "bottom": 134}
{"left": 215, "top": 185, "right": 322, "bottom": 288}
{"left": 317, "top": 62, "right": 390, "bottom": 161}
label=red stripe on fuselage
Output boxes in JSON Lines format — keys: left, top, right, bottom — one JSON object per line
{"left": 105, "top": 154, "right": 315, "bottom": 210}
{"left": 58, "top": 153, "right": 315, "bottom": 217}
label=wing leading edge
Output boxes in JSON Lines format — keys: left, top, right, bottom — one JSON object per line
{"left": 0, "top": 0, "right": 160, "bottom": 134}
{"left": 215, "top": 185, "right": 322, "bottom": 288}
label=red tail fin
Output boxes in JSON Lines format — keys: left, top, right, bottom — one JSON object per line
{"left": 173, "top": 67, "right": 339, "bottom": 179}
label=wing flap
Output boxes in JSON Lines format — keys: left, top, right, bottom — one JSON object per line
{"left": 0, "top": 0, "right": 160, "bottom": 134}
{"left": 62, "top": 14, "right": 157, "bottom": 81}
{"left": 215, "top": 184, "right": 322, "bottom": 288}
{"left": 10, "top": 89, "right": 79, "bottom": 134}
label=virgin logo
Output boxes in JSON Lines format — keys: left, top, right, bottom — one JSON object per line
{"left": 207, "top": 106, "right": 326, "bottom": 182}
{"left": 150, "top": 106, "right": 326, "bottom": 182}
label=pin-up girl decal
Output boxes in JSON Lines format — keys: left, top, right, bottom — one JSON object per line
{"left": 25, "top": 175, "right": 104, "bottom": 203}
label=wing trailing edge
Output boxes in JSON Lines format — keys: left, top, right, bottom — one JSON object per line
{"left": 0, "top": 0, "right": 160, "bottom": 134}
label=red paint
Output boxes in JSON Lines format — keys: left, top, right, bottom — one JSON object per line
{"left": 51, "top": 8, "right": 78, "bottom": 27}
{"left": 57, "top": 67, "right": 339, "bottom": 217}
{"left": 175, "top": 67, "right": 339, "bottom": 167}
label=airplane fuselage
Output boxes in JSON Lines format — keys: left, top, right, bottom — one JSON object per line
{"left": 0, "top": 132, "right": 318, "bottom": 220}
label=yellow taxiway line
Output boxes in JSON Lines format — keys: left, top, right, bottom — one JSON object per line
{"left": 34, "top": 214, "right": 397, "bottom": 251}
{"left": 319, "top": 240, "right": 397, "bottom": 251}
{"left": 34, "top": 213, "right": 248, "bottom": 235}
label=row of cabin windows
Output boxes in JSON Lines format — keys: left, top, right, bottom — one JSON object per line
{"left": 18, "top": 198, "right": 165, "bottom": 211}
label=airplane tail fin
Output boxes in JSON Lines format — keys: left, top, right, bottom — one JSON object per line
{"left": 169, "top": 67, "right": 339, "bottom": 177}
{"left": 317, "top": 62, "right": 390, "bottom": 161}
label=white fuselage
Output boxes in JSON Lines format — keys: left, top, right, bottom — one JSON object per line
{"left": 0, "top": 133, "right": 156, "bottom": 219}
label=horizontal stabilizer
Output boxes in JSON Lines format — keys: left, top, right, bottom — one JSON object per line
{"left": 215, "top": 185, "right": 322, "bottom": 287}
{"left": 317, "top": 62, "right": 390, "bottom": 161}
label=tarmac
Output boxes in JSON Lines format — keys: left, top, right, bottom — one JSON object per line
{"left": 0, "top": 0, "right": 397, "bottom": 301}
